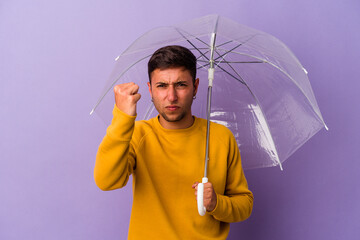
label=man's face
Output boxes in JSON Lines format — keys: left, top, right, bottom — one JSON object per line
{"left": 148, "top": 67, "right": 199, "bottom": 128}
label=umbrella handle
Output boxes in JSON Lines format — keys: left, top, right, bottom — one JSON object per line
{"left": 197, "top": 177, "right": 208, "bottom": 216}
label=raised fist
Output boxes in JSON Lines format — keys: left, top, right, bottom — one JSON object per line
{"left": 114, "top": 82, "right": 141, "bottom": 116}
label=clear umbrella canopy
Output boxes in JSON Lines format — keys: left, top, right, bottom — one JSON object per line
{"left": 91, "top": 14, "right": 327, "bottom": 170}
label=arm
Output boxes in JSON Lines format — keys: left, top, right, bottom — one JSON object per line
{"left": 209, "top": 134, "right": 254, "bottom": 223}
{"left": 94, "top": 106, "right": 137, "bottom": 191}
{"left": 94, "top": 82, "right": 141, "bottom": 191}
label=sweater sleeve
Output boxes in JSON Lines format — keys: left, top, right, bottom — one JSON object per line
{"left": 208, "top": 133, "right": 254, "bottom": 223}
{"left": 94, "top": 105, "right": 137, "bottom": 191}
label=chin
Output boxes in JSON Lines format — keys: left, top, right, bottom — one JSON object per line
{"left": 161, "top": 112, "right": 185, "bottom": 123}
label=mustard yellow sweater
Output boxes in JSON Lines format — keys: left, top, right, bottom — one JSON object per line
{"left": 94, "top": 106, "right": 253, "bottom": 240}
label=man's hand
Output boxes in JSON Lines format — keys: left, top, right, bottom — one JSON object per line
{"left": 114, "top": 82, "right": 141, "bottom": 116}
{"left": 192, "top": 181, "right": 217, "bottom": 212}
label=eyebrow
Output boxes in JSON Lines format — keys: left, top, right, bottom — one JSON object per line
{"left": 155, "top": 80, "right": 188, "bottom": 85}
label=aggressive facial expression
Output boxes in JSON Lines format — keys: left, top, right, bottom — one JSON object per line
{"left": 148, "top": 67, "right": 199, "bottom": 129}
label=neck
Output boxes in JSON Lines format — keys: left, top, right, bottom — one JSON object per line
{"left": 158, "top": 114, "right": 195, "bottom": 129}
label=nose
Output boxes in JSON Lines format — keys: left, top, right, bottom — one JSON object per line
{"left": 167, "top": 85, "right": 178, "bottom": 102}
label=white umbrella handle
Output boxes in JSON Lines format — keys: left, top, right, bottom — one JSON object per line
{"left": 197, "top": 177, "right": 208, "bottom": 216}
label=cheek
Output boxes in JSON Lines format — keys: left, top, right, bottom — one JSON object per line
{"left": 182, "top": 90, "right": 194, "bottom": 99}
{"left": 152, "top": 90, "right": 166, "bottom": 100}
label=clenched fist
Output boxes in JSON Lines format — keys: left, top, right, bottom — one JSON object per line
{"left": 114, "top": 82, "right": 141, "bottom": 116}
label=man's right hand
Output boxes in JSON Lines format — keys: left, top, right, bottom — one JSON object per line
{"left": 114, "top": 82, "right": 141, "bottom": 116}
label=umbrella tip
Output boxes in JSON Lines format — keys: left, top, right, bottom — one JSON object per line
{"left": 324, "top": 124, "right": 329, "bottom": 131}
{"left": 90, "top": 109, "right": 94, "bottom": 115}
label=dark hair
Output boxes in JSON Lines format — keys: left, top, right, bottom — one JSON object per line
{"left": 148, "top": 45, "right": 197, "bottom": 84}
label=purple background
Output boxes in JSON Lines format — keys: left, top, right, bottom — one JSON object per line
{"left": 1, "top": 0, "right": 359, "bottom": 239}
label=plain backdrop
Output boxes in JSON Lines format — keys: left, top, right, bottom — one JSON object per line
{"left": 1, "top": 0, "right": 359, "bottom": 239}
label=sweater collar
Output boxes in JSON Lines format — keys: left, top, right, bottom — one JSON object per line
{"left": 152, "top": 115, "right": 201, "bottom": 134}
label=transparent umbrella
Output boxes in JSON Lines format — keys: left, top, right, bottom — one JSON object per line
{"left": 90, "top": 14, "right": 328, "bottom": 215}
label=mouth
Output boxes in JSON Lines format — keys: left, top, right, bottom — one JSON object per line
{"left": 165, "top": 105, "right": 180, "bottom": 111}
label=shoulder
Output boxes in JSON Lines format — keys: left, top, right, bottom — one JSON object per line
{"left": 196, "top": 117, "right": 236, "bottom": 143}
{"left": 212, "top": 121, "right": 236, "bottom": 146}
{"left": 132, "top": 117, "right": 157, "bottom": 143}
{"left": 197, "top": 117, "right": 233, "bottom": 135}
{"left": 211, "top": 121, "right": 233, "bottom": 135}
{"left": 134, "top": 117, "right": 156, "bottom": 134}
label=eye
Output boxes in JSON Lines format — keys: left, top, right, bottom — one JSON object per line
{"left": 176, "top": 82, "right": 188, "bottom": 88}
{"left": 157, "top": 84, "right": 166, "bottom": 88}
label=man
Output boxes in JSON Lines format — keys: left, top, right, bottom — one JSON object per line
{"left": 94, "top": 45, "right": 253, "bottom": 240}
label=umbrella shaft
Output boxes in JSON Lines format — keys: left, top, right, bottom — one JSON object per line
{"left": 204, "top": 84, "right": 213, "bottom": 178}
{"left": 204, "top": 32, "right": 217, "bottom": 178}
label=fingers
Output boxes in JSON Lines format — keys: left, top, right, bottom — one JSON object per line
{"left": 127, "top": 82, "right": 140, "bottom": 95}
{"left": 192, "top": 181, "right": 217, "bottom": 212}
{"left": 114, "top": 82, "right": 139, "bottom": 96}
{"left": 113, "top": 82, "right": 141, "bottom": 116}
{"left": 192, "top": 182, "right": 199, "bottom": 189}
{"left": 192, "top": 182, "right": 199, "bottom": 198}
{"left": 132, "top": 93, "right": 141, "bottom": 102}
{"left": 115, "top": 83, "right": 141, "bottom": 104}
{"left": 202, "top": 183, "right": 214, "bottom": 198}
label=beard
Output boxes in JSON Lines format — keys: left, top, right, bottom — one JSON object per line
{"left": 159, "top": 110, "right": 187, "bottom": 122}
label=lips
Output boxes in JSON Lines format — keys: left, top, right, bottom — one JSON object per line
{"left": 166, "top": 105, "right": 180, "bottom": 111}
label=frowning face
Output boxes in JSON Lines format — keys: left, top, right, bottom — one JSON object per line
{"left": 148, "top": 67, "right": 199, "bottom": 129}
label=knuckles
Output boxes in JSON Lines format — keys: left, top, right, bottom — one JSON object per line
{"left": 113, "top": 83, "right": 139, "bottom": 97}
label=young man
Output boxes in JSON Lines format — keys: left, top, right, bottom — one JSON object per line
{"left": 94, "top": 45, "right": 253, "bottom": 240}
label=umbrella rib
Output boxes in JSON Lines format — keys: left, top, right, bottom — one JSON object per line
{"left": 189, "top": 36, "right": 210, "bottom": 48}
{"left": 195, "top": 49, "right": 211, "bottom": 70}
{"left": 213, "top": 42, "right": 244, "bottom": 62}
{"left": 213, "top": 35, "right": 257, "bottom": 62}
{"left": 174, "top": 28, "right": 211, "bottom": 47}
{"left": 185, "top": 40, "right": 210, "bottom": 62}
{"left": 196, "top": 49, "right": 210, "bottom": 57}
{"left": 215, "top": 40, "right": 234, "bottom": 48}
{"left": 216, "top": 65, "right": 245, "bottom": 84}
{"left": 218, "top": 61, "right": 264, "bottom": 64}
{"left": 197, "top": 63, "right": 211, "bottom": 71}
{"left": 199, "top": 35, "right": 259, "bottom": 69}
{"left": 174, "top": 27, "right": 210, "bottom": 61}
{"left": 214, "top": 50, "right": 231, "bottom": 69}
{"left": 214, "top": 48, "right": 250, "bottom": 84}
{"left": 214, "top": 48, "right": 251, "bottom": 86}
{"left": 196, "top": 50, "right": 211, "bottom": 62}
{"left": 198, "top": 59, "right": 264, "bottom": 64}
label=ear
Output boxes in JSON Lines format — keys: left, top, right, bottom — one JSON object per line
{"left": 147, "top": 82, "right": 152, "bottom": 97}
{"left": 193, "top": 78, "right": 199, "bottom": 95}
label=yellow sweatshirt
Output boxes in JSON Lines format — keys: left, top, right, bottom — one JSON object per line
{"left": 94, "top": 106, "right": 253, "bottom": 240}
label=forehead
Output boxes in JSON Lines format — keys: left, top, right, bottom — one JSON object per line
{"left": 150, "top": 67, "right": 193, "bottom": 83}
